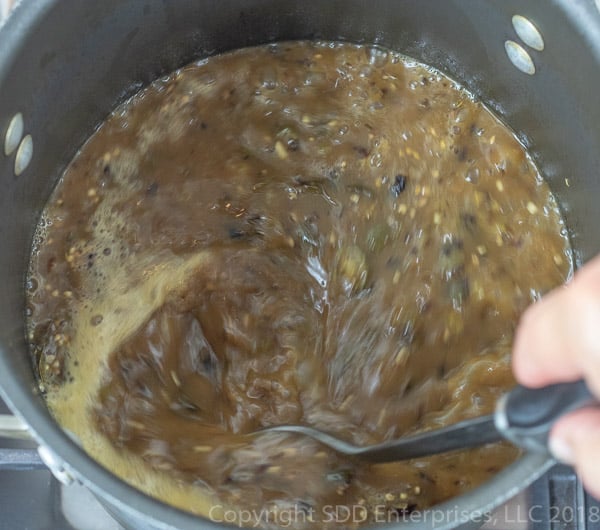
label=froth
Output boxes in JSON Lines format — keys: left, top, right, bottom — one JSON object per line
{"left": 42, "top": 164, "right": 223, "bottom": 515}
{"left": 46, "top": 246, "right": 220, "bottom": 514}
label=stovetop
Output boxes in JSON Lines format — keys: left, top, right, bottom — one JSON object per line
{"left": 0, "top": 399, "right": 122, "bottom": 530}
{"left": 1, "top": 396, "right": 599, "bottom": 530}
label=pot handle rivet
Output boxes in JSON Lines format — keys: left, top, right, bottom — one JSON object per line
{"left": 14, "top": 134, "right": 33, "bottom": 176}
{"left": 3, "top": 112, "right": 23, "bottom": 157}
{"left": 504, "top": 40, "right": 536, "bottom": 75}
{"left": 512, "top": 15, "right": 545, "bottom": 51}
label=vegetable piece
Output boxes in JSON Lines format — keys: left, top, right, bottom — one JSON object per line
{"left": 391, "top": 174, "right": 407, "bottom": 197}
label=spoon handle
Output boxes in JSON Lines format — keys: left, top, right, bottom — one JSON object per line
{"left": 495, "top": 379, "right": 597, "bottom": 453}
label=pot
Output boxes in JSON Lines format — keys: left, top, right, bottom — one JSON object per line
{"left": 1, "top": 1, "right": 599, "bottom": 529}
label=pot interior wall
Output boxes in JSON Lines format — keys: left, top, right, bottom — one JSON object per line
{"left": 0, "top": 1, "right": 599, "bottom": 528}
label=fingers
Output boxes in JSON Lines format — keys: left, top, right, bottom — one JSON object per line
{"left": 513, "top": 255, "right": 600, "bottom": 501}
{"left": 512, "top": 286, "right": 580, "bottom": 387}
{"left": 550, "top": 407, "right": 600, "bottom": 500}
{"left": 512, "top": 254, "right": 600, "bottom": 395}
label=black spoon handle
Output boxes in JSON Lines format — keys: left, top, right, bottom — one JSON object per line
{"left": 495, "top": 380, "right": 597, "bottom": 453}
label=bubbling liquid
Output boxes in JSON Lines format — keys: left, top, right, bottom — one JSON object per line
{"left": 27, "top": 41, "right": 572, "bottom": 529}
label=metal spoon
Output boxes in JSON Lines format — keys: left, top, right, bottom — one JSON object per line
{"left": 257, "top": 380, "right": 596, "bottom": 463}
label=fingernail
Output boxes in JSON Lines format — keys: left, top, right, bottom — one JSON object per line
{"left": 549, "top": 436, "right": 575, "bottom": 464}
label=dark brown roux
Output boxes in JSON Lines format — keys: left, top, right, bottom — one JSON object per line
{"left": 27, "top": 42, "right": 571, "bottom": 528}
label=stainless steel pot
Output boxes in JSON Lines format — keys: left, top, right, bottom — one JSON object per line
{"left": 1, "top": 1, "right": 599, "bottom": 529}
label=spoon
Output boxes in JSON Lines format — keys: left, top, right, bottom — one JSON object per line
{"left": 257, "top": 380, "right": 596, "bottom": 463}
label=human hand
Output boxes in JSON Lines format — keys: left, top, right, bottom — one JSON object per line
{"left": 513, "top": 255, "right": 600, "bottom": 498}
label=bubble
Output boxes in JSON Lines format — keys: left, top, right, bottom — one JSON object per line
{"left": 370, "top": 152, "right": 383, "bottom": 168}
{"left": 465, "top": 168, "right": 480, "bottom": 184}
{"left": 26, "top": 277, "right": 38, "bottom": 293}
{"left": 260, "top": 67, "right": 278, "bottom": 90}
{"left": 90, "top": 314, "right": 104, "bottom": 326}
{"left": 358, "top": 66, "right": 373, "bottom": 79}
{"left": 366, "top": 46, "right": 389, "bottom": 67}
{"left": 304, "top": 71, "right": 326, "bottom": 86}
